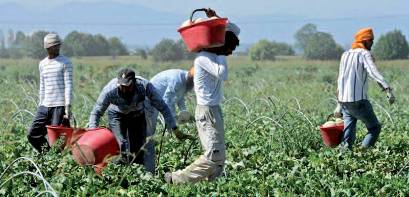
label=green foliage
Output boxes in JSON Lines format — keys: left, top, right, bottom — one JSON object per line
{"left": 304, "top": 32, "right": 344, "bottom": 60}
{"left": 134, "top": 48, "right": 148, "bottom": 60}
{"left": 372, "top": 30, "right": 409, "bottom": 60}
{"left": 150, "top": 38, "right": 184, "bottom": 62}
{"left": 1, "top": 56, "right": 409, "bottom": 196}
{"left": 295, "top": 23, "right": 344, "bottom": 60}
{"left": 0, "top": 30, "right": 129, "bottom": 58}
{"left": 294, "top": 23, "right": 318, "bottom": 50}
{"left": 271, "top": 41, "right": 295, "bottom": 56}
{"left": 249, "top": 39, "right": 276, "bottom": 61}
{"left": 25, "top": 31, "right": 50, "bottom": 59}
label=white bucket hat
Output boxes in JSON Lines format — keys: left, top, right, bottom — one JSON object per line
{"left": 226, "top": 22, "right": 240, "bottom": 37}
{"left": 43, "top": 33, "right": 62, "bottom": 49}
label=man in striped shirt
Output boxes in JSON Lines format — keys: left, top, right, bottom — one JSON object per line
{"left": 335, "top": 28, "right": 395, "bottom": 151}
{"left": 27, "top": 33, "right": 73, "bottom": 153}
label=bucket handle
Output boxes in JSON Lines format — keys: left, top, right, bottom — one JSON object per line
{"left": 190, "top": 8, "right": 220, "bottom": 22}
{"left": 326, "top": 114, "right": 334, "bottom": 121}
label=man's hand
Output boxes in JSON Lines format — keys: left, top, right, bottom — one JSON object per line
{"left": 64, "top": 105, "right": 72, "bottom": 119}
{"left": 172, "top": 127, "right": 194, "bottom": 141}
{"left": 205, "top": 8, "right": 218, "bottom": 18}
{"left": 333, "top": 103, "right": 342, "bottom": 118}
{"left": 177, "top": 111, "right": 194, "bottom": 124}
{"left": 386, "top": 88, "right": 396, "bottom": 105}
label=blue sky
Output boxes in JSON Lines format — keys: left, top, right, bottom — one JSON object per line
{"left": 1, "top": 0, "right": 408, "bottom": 48}
{"left": 2, "top": 0, "right": 407, "bottom": 17}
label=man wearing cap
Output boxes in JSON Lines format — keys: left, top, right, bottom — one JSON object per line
{"left": 334, "top": 28, "right": 396, "bottom": 151}
{"left": 88, "top": 68, "right": 190, "bottom": 165}
{"left": 144, "top": 67, "right": 195, "bottom": 173}
{"left": 165, "top": 9, "right": 240, "bottom": 184}
{"left": 27, "top": 33, "right": 73, "bottom": 153}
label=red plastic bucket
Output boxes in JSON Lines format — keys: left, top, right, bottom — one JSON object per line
{"left": 71, "top": 128, "right": 119, "bottom": 167}
{"left": 319, "top": 124, "right": 344, "bottom": 147}
{"left": 178, "top": 9, "right": 228, "bottom": 52}
{"left": 46, "top": 125, "right": 73, "bottom": 148}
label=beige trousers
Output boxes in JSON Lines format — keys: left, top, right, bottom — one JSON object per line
{"left": 171, "top": 105, "right": 225, "bottom": 184}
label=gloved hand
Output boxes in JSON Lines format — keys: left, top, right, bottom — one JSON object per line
{"left": 177, "top": 111, "right": 193, "bottom": 124}
{"left": 172, "top": 127, "right": 194, "bottom": 141}
{"left": 64, "top": 105, "right": 72, "bottom": 119}
{"left": 386, "top": 88, "right": 396, "bottom": 104}
{"left": 333, "top": 103, "right": 342, "bottom": 118}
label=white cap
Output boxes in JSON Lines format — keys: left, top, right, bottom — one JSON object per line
{"left": 43, "top": 33, "right": 62, "bottom": 49}
{"left": 226, "top": 22, "right": 240, "bottom": 37}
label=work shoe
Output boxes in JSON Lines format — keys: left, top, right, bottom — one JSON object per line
{"left": 164, "top": 172, "right": 172, "bottom": 184}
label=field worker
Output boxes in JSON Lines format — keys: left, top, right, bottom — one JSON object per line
{"left": 88, "top": 68, "right": 191, "bottom": 165}
{"left": 27, "top": 33, "right": 73, "bottom": 153}
{"left": 144, "top": 68, "right": 195, "bottom": 173}
{"left": 165, "top": 17, "right": 240, "bottom": 183}
{"left": 334, "top": 28, "right": 396, "bottom": 151}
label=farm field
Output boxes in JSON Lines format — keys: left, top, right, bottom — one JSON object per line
{"left": 0, "top": 56, "right": 409, "bottom": 196}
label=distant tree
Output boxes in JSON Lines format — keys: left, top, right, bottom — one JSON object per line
{"left": 135, "top": 48, "right": 148, "bottom": 60}
{"left": 25, "top": 31, "right": 50, "bottom": 59}
{"left": 109, "top": 37, "right": 128, "bottom": 57}
{"left": 295, "top": 23, "right": 318, "bottom": 51}
{"left": 249, "top": 39, "right": 276, "bottom": 61}
{"left": 270, "top": 41, "right": 295, "bottom": 56}
{"left": 0, "top": 30, "right": 9, "bottom": 58}
{"left": 372, "top": 30, "right": 409, "bottom": 60}
{"left": 176, "top": 39, "right": 195, "bottom": 60}
{"left": 92, "top": 34, "right": 110, "bottom": 56}
{"left": 151, "top": 38, "right": 184, "bottom": 61}
{"left": 303, "top": 32, "right": 343, "bottom": 60}
{"left": 7, "top": 29, "right": 15, "bottom": 48}
{"left": 294, "top": 23, "right": 344, "bottom": 60}
{"left": 62, "top": 31, "right": 82, "bottom": 57}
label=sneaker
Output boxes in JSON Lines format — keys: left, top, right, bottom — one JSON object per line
{"left": 164, "top": 172, "right": 173, "bottom": 184}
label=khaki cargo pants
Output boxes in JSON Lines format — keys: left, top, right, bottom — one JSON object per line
{"left": 170, "top": 105, "right": 225, "bottom": 184}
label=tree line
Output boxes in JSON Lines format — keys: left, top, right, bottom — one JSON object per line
{"left": 1, "top": 24, "right": 408, "bottom": 61}
{"left": 0, "top": 30, "right": 128, "bottom": 59}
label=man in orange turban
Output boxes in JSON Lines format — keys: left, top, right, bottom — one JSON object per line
{"left": 334, "top": 27, "right": 395, "bottom": 152}
{"left": 351, "top": 28, "right": 374, "bottom": 50}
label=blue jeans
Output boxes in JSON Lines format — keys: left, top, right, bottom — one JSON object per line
{"left": 27, "top": 106, "right": 66, "bottom": 153}
{"left": 144, "top": 101, "right": 159, "bottom": 173}
{"left": 341, "top": 100, "right": 382, "bottom": 150}
{"left": 107, "top": 110, "right": 146, "bottom": 164}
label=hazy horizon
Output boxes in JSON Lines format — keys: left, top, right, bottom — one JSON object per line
{"left": 1, "top": 0, "right": 409, "bottom": 50}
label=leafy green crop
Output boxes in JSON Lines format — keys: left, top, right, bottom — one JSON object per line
{"left": 1, "top": 56, "right": 408, "bottom": 196}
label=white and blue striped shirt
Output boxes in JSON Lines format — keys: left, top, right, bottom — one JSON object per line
{"left": 39, "top": 55, "right": 73, "bottom": 107}
{"left": 337, "top": 48, "right": 389, "bottom": 102}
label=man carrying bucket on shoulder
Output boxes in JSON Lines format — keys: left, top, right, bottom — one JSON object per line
{"left": 27, "top": 33, "right": 73, "bottom": 153}
{"left": 334, "top": 28, "right": 396, "bottom": 152}
{"left": 165, "top": 9, "right": 240, "bottom": 184}
{"left": 88, "top": 68, "right": 191, "bottom": 166}
{"left": 144, "top": 68, "right": 195, "bottom": 173}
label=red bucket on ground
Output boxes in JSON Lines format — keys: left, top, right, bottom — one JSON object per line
{"left": 319, "top": 124, "right": 344, "bottom": 147}
{"left": 178, "top": 18, "right": 228, "bottom": 52}
{"left": 71, "top": 128, "right": 119, "bottom": 173}
{"left": 46, "top": 125, "right": 73, "bottom": 148}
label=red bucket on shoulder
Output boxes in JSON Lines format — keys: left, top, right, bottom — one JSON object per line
{"left": 71, "top": 128, "right": 119, "bottom": 174}
{"left": 178, "top": 9, "right": 228, "bottom": 52}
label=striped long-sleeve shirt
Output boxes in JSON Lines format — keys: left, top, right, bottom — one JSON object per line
{"left": 337, "top": 48, "right": 390, "bottom": 102}
{"left": 39, "top": 55, "right": 73, "bottom": 107}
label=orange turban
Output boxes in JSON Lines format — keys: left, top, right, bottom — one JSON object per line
{"left": 352, "top": 28, "right": 374, "bottom": 49}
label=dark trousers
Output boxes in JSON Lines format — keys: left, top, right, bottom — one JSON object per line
{"left": 27, "top": 106, "right": 66, "bottom": 153}
{"left": 108, "top": 110, "right": 146, "bottom": 164}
